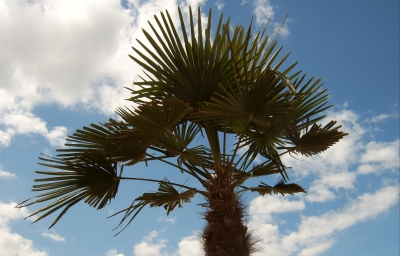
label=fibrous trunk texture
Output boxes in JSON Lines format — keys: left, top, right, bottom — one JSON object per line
{"left": 202, "top": 167, "right": 255, "bottom": 256}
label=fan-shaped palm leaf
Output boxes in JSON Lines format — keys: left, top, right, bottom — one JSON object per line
{"left": 114, "top": 98, "right": 192, "bottom": 146}
{"left": 57, "top": 120, "right": 146, "bottom": 166}
{"left": 128, "top": 7, "right": 234, "bottom": 108}
{"left": 17, "top": 151, "right": 120, "bottom": 228}
{"left": 282, "top": 120, "right": 348, "bottom": 156}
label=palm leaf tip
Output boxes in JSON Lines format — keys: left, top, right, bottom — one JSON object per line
{"left": 17, "top": 151, "right": 121, "bottom": 227}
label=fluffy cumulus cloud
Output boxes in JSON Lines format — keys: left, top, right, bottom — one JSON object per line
{"left": 250, "top": 196, "right": 305, "bottom": 223}
{"left": 175, "top": 231, "right": 202, "bottom": 256}
{"left": 0, "top": 201, "right": 48, "bottom": 256}
{"left": 0, "top": 0, "right": 211, "bottom": 148}
{"left": 358, "top": 140, "right": 399, "bottom": 174}
{"left": 132, "top": 230, "right": 202, "bottom": 256}
{"left": 133, "top": 231, "right": 168, "bottom": 256}
{"left": 1, "top": 0, "right": 135, "bottom": 107}
{"left": 274, "top": 186, "right": 398, "bottom": 255}
{"left": 0, "top": 111, "right": 68, "bottom": 147}
{"left": 247, "top": 186, "right": 399, "bottom": 256}
{"left": 0, "top": 0, "right": 134, "bottom": 147}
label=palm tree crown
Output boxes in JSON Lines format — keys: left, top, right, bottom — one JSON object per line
{"left": 18, "top": 7, "right": 347, "bottom": 256}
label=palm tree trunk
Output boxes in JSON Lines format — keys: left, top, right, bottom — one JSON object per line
{"left": 202, "top": 167, "right": 255, "bottom": 256}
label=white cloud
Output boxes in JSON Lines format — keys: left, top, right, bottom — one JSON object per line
{"left": 357, "top": 140, "right": 399, "bottom": 175}
{"left": 251, "top": 0, "right": 290, "bottom": 38}
{"left": 0, "top": 201, "right": 49, "bottom": 256}
{"left": 133, "top": 230, "right": 202, "bottom": 256}
{"left": 366, "top": 113, "right": 398, "bottom": 124}
{"left": 44, "top": 126, "right": 68, "bottom": 147}
{"left": 215, "top": 0, "right": 224, "bottom": 11}
{"left": 360, "top": 140, "right": 399, "bottom": 169}
{"left": 272, "top": 20, "right": 290, "bottom": 38}
{"left": 306, "top": 172, "right": 356, "bottom": 202}
{"left": 253, "top": 0, "right": 274, "bottom": 26}
{"left": 106, "top": 248, "right": 125, "bottom": 256}
{"left": 249, "top": 196, "right": 305, "bottom": 223}
{"left": 319, "top": 172, "right": 356, "bottom": 190}
{"left": 1, "top": 0, "right": 135, "bottom": 108}
{"left": 0, "top": 130, "right": 11, "bottom": 146}
{"left": 158, "top": 216, "right": 177, "bottom": 224}
{"left": 0, "top": 0, "right": 137, "bottom": 147}
{"left": 279, "top": 108, "right": 369, "bottom": 203}
{"left": 1, "top": 1, "right": 397, "bottom": 255}
{"left": 133, "top": 231, "right": 168, "bottom": 256}
{"left": 175, "top": 231, "right": 202, "bottom": 256}
{"left": 318, "top": 109, "right": 365, "bottom": 166}
{"left": 1, "top": 0, "right": 212, "bottom": 149}
{"left": 41, "top": 229, "right": 65, "bottom": 242}
{"left": 0, "top": 111, "right": 68, "bottom": 147}
{"left": 297, "top": 240, "right": 334, "bottom": 256}
{"left": 250, "top": 185, "right": 399, "bottom": 255}
{"left": 245, "top": 107, "right": 399, "bottom": 254}
{"left": 305, "top": 183, "right": 335, "bottom": 203}
{"left": 369, "top": 114, "right": 390, "bottom": 123}
{"left": 0, "top": 164, "right": 16, "bottom": 179}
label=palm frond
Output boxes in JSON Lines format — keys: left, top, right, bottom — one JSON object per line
{"left": 109, "top": 178, "right": 196, "bottom": 235}
{"left": 248, "top": 161, "right": 285, "bottom": 178}
{"left": 113, "top": 98, "right": 192, "bottom": 146}
{"left": 283, "top": 75, "right": 332, "bottom": 126}
{"left": 248, "top": 179, "right": 307, "bottom": 196}
{"left": 139, "top": 178, "right": 196, "bottom": 214}
{"left": 282, "top": 120, "right": 348, "bottom": 156}
{"left": 57, "top": 119, "right": 146, "bottom": 166}
{"left": 16, "top": 151, "right": 120, "bottom": 228}
{"left": 128, "top": 7, "right": 236, "bottom": 108}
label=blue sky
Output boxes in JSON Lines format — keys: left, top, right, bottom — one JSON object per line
{"left": 0, "top": 0, "right": 399, "bottom": 255}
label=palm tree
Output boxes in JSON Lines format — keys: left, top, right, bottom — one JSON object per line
{"left": 18, "top": 7, "right": 347, "bottom": 256}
